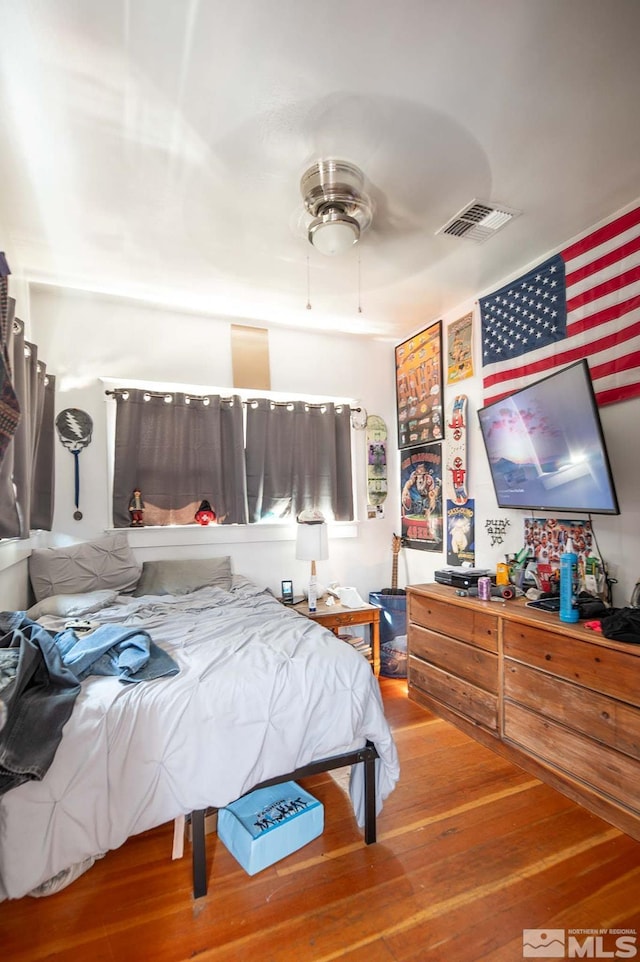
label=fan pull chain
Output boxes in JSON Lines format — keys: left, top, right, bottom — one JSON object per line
{"left": 306, "top": 256, "right": 312, "bottom": 310}
{"left": 357, "top": 253, "right": 363, "bottom": 314}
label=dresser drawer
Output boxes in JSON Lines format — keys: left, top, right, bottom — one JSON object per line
{"left": 315, "top": 608, "right": 378, "bottom": 628}
{"left": 409, "top": 594, "right": 498, "bottom": 652}
{"left": 409, "top": 624, "right": 498, "bottom": 693}
{"left": 409, "top": 655, "right": 498, "bottom": 732}
{"left": 503, "top": 622, "right": 640, "bottom": 706}
{"left": 504, "top": 660, "right": 640, "bottom": 760}
{"left": 503, "top": 701, "right": 640, "bottom": 814}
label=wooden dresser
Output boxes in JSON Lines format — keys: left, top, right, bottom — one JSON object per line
{"left": 407, "top": 583, "right": 640, "bottom": 840}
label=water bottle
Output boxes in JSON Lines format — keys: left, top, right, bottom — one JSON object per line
{"left": 559, "top": 541, "right": 579, "bottom": 623}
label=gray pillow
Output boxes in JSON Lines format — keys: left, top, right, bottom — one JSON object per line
{"left": 26, "top": 589, "right": 119, "bottom": 621}
{"left": 133, "top": 557, "right": 232, "bottom": 596}
{"left": 29, "top": 533, "right": 142, "bottom": 602}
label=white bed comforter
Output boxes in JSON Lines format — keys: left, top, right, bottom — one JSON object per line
{"left": 0, "top": 581, "right": 399, "bottom": 899}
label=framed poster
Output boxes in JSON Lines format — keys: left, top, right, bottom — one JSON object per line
{"left": 446, "top": 311, "right": 474, "bottom": 384}
{"left": 395, "top": 322, "right": 443, "bottom": 449}
{"left": 400, "top": 443, "right": 443, "bottom": 551}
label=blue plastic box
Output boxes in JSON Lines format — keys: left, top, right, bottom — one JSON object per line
{"left": 217, "top": 781, "right": 324, "bottom": 875}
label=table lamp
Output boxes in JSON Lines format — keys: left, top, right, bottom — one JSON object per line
{"left": 295, "top": 518, "right": 329, "bottom": 612}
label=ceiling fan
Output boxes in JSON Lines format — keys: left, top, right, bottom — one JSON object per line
{"left": 300, "top": 159, "right": 373, "bottom": 256}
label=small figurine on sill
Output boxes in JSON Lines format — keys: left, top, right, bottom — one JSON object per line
{"left": 129, "top": 488, "right": 145, "bottom": 526}
{"left": 195, "top": 499, "right": 217, "bottom": 525}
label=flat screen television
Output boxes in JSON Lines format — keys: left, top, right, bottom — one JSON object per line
{"left": 477, "top": 360, "right": 620, "bottom": 515}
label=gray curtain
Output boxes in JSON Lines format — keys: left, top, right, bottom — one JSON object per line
{"left": 0, "top": 312, "right": 55, "bottom": 538}
{"left": 30, "top": 370, "right": 56, "bottom": 530}
{"left": 112, "top": 390, "right": 248, "bottom": 526}
{"left": 245, "top": 400, "right": 353, "bottom": 522}
{"left": 0, "top": 255, "right": 20, "bottom": 465}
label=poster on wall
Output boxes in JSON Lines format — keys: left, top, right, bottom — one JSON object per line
{"left": 446, "top": 311, "right": 474, "bottom": 384}
{"left": 395, "top": 322, "right": 443, "bottom": 449}
{"left": 400, "top": 443, "right": 443, "bottom": 551}
{"left": 523, "top": 517, "right": 604, "bottom": 594}
{"left": 523, "top": 517, "right": 600, "bottom": 569}
{"left": 446, "top": 499, "right": 475, "bottom": 566}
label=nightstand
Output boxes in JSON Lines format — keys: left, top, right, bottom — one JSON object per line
{"left": 293, "top": 598, "right": 381, "bottom": 675}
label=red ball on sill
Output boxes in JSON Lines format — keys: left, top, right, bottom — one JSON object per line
{"left": 195, "top": 500, "right": 216, "bottom": 525}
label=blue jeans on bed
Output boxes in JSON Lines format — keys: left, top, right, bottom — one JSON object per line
{"left": 54, "top": 624, "right": 179, "bottom": 682}
{"left": 0, "top": 613, "right": 81, "bottom": 795}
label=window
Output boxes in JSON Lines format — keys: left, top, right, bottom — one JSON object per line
{"left": 109, "top": 386, "right": 354, "bottom": 526}
{"left": 245, "top": 398, "right": 353, "bottom": 522}
{"left": 111, "top": 390, "right": 247, "bottom": 526}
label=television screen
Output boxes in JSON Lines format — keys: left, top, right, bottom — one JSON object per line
{"left": 477, "top": 360, "right": 620, "bottom": 515}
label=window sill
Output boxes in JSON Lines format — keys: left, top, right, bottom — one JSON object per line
{"left": 108, "top": 522, "right": 359, "bottom": 548}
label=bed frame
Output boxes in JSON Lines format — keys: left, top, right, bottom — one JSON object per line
{"left": 190, "top": 740, "right": 379, "bottom": 897}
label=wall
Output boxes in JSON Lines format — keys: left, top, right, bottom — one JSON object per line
{"left": 22, "top": 286, "right": 401, "bottom": 604}
{"left": 2, "top": 267, "right": 637, "bottom": 610}
{"left": 396, "top": 297, "right": 639, "bottom": 608}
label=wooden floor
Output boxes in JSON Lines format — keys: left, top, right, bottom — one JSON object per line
{"left": 2, "top": 677, "right": 640, "bottom": 961}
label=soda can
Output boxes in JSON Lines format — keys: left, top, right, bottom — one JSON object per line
{"left": 477, "top": 576, "right": 492, "bottom": 600}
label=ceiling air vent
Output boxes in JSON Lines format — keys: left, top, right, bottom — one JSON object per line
{"left": 437, "top": 200, "right": 521, "bottom": 243}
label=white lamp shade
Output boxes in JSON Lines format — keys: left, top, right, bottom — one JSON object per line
{"left": 295, "top": 522, "right": 329, "bottom": 562}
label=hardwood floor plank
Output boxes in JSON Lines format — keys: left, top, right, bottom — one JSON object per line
{"left": 388, "top": 839, "right": 640, "bottom": 961}
{"left": 334, "top": 944, "right": 398, "bottom": 962}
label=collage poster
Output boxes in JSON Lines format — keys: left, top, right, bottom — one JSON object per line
{"left": 446, "top": 311, "right": 474, "bottom": 384}
{"left": 395, "top": 322, "right": 443, "bottom": 449}
{"left": 400, "top": 443, "right": 443, "bottom": 551}
{"left": 523, "top": 517, "right": 599, "bottom": 570}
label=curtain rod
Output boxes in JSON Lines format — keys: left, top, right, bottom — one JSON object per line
{"left": 104, "top": 389, "right": 361, "bottom": 413}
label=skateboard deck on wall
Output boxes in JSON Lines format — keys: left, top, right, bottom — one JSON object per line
{"left": 366, "top": 415, "right": 388, "bottom": 507}
{"left": 446, "top": 394, "right": 468, "bottom": 505}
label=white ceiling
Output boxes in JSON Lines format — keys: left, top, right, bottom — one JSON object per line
{"left": 1, "top": 0, "right": 640, "bottom": 340}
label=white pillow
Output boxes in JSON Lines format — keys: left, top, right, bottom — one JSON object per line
{"left": 29, "top": 533, "right": 142, "bottom": 602}
{"left": 26, "top": 589, "right": 118, "bottom": 621}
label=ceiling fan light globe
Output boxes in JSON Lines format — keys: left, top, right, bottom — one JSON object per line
{"left": 308, "top": 213, "right": 360, "bottom": 256}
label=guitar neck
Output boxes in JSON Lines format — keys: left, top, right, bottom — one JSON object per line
{"left": 390, "top": 535, "right": 402, "bottom": 591}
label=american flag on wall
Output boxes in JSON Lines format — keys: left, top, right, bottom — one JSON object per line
{"left": 479, "top": 204, "right": 640, "bottom": 408}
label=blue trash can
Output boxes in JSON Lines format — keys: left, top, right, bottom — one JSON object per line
{"left": 369, "top": 592, "right": 407, "bottom": 678}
